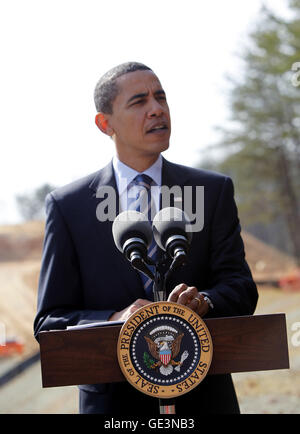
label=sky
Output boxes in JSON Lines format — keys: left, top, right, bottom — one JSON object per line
{"left": 0, "top": 0, "right": 291, "bottom": 224}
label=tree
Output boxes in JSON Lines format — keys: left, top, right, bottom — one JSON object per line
{"left": 201, "top": 1, "right": 300, "bottom": 263}
{"left": 16, "top": 183, "right": 55, "bottom": 221}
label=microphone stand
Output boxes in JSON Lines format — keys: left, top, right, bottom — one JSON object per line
{"left": 135, "top": 252, "right": 187, "bottom": 415}
{"left": 151, "top": 256, "right": 176, "bottom": 416}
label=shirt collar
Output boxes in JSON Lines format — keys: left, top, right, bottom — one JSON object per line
{"left": 112, "top": 154, "right": 162, "bottom": 195}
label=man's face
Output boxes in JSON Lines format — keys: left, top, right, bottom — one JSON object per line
{"left": 105, "top": 70, "right": 171, "bottom": 161}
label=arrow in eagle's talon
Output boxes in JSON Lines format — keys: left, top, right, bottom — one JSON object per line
{"left": 175, "top": 350, "right": 189, "bottom": 372}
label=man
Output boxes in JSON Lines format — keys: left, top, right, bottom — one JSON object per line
{"left": 34, "top": 62, "right": 258, "bottom": 414}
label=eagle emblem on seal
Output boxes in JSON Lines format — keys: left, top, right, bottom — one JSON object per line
{"left": 143, "top": 325, "right": 189, "bottom": 376}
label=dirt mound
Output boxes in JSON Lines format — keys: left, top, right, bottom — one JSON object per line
{"left": 0, "top": 222, "right": 45, "bottom": 357}
{"left": 241, "top": 231, "right": 297, "bottom": 281}
{"left": 0, "top": 261, "right": 40, "bottom": 357}
{"left": 0, "top": 221, "right": 44, "bottom": 262}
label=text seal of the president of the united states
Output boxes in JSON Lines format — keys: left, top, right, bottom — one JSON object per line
{"left": 117, "top": 301, "right": 213, "bottom": 399}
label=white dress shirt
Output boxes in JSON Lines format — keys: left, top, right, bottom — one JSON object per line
{"left": 112, "top": 154, "right": 162, "bottom": 215}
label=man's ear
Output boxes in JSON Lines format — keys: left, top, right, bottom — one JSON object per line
{"left": 95, "top": 113, "right": 113, "bottom": 136}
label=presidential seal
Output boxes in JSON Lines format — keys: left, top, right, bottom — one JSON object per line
{"left": 117, "top": 302, "right": 213, "bottom": 399}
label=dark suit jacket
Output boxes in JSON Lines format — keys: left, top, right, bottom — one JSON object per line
{"left": 34, "top": 157, "right": 258, "bottom": 414}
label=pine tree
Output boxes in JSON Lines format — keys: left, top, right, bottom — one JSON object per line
{"left": 204, "top": 1, "right": 300, "bottom": 263}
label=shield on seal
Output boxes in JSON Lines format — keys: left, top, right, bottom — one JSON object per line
{"left": 159, "top": 348, "right": 172, "bottom": 366}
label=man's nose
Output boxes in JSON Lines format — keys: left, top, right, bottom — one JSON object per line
{"left": 147, "top": 99, "right": 164, "bottom": 117}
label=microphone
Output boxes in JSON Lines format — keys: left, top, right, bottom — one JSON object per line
{"left": 152, "top": 207, "right": 192, "bottom": 268}
{"left": 112, "top": 210, "right": 154, "bottom": 279}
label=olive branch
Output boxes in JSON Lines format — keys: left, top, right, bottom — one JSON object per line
{"left": 143, "top": 352, "right": 155, "bottom": 369}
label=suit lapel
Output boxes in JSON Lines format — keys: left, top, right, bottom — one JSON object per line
{"left": 88, "top": 160, "right": 119, "bottom": 214}
{"left": 161, "top": 157, "right": 191, "bottom": 207}
{"left": 88, "top": 161, "right": 145, "bottom": 300}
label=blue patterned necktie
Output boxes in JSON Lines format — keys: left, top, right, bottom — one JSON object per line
{"left": 127, "top": 174, "right": 157, "bottom": 300}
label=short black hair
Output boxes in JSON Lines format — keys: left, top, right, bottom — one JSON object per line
{"left": 94, "top": 62, "right": 153, "bottom": 114}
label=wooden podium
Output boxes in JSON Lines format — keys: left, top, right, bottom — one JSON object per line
{"left": 39, "top": 313, "right": 289, "bottom": 389}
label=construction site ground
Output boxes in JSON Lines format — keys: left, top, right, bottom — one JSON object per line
{"left": 0, "top": 222, "right": 299, "bottom": 414}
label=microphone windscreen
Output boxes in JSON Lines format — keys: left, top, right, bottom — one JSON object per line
{"left": 112, "top": 210, "right": 153, "bottom": 253}
{"left": 152, "top": 207, "right": 192, "bottom": 251}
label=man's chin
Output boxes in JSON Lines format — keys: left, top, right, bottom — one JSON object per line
{"left": 151, "top": 141, "right": 170, "bottom": 153}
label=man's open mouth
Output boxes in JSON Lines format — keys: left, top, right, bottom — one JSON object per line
{"left": 146, "top": 124, "right": 168, "bottom": 134}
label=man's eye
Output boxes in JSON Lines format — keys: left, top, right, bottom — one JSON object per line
{"left": 131, "top": 99, "right": 144, "bottom": 106}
